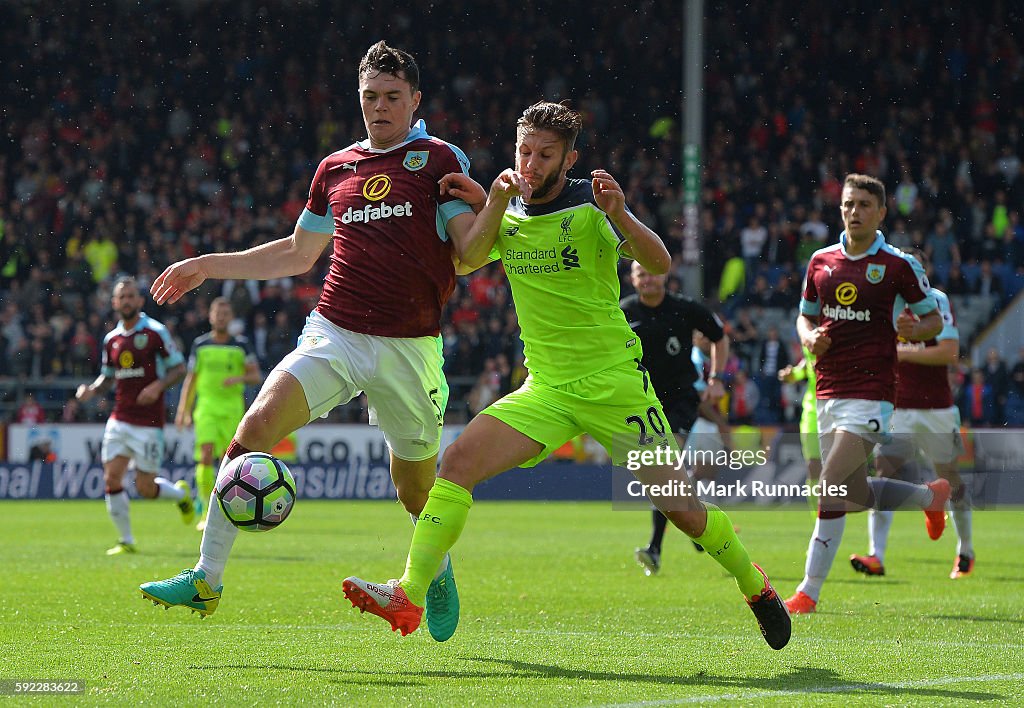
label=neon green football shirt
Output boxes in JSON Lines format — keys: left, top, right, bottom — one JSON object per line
{"left": 494, "top": 179, "right": 642, "bottom": 386}
{"left": 188, "top": 333, "right": 256, "bottom": 417}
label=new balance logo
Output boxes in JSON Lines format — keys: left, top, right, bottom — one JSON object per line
{"left": 814, "top": 537, "right": 831, "bottom": 548}
{"left": 561, "top": 245, "right": 580, "bottom": 269}
{"left": 504, "top": 226, "right": 520, "bottom": 238}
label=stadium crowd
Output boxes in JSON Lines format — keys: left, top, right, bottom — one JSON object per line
{"left": 2, "top": 0, "right": 1023, "bottom": 427}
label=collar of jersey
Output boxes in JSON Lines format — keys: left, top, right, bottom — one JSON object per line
{"left": 838, "top": 230, "right": 884, "bottom": 260}
{"left": 511, "top": 178, "right": 591, "bottom": 217}
{"left": 356, "top": 119, "right": 429, "bottom": 152}
{"left": 115, "top": 313, "right": 147, "bottom": 335}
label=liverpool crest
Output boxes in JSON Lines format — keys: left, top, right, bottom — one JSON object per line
{"left": 865, "top": 263, "right": 886, "bottom": 284}
{"left": 403, "top": 151, "right": 429, "bottom": 171}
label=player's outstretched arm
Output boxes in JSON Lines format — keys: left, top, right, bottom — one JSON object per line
{"left": 591, "top": 169, "right": 670, "bottom": 274}
{"left": 151, "top": 226, "right": 332, "bottom": 305}
{"left": 443, "top": 169, "right": 531, "bottom": 270}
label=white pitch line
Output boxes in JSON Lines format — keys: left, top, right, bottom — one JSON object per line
{"left": 591, "top": 673, "right": 1024, "bottom": 707}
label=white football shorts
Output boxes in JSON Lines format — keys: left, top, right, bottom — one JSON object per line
{"left": 275, "top": 310, "right": 446, "bottom": 461}
{"left": 816, "top": 397, "right": 895, "bottom": 462}
{"left": 102, "top": 418, "right": 165, "bottom": 473}
{"left": 877, "top": 406, "right": 964, "bottom": 465}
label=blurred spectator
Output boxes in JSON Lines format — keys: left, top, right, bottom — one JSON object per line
{"left": 1011, "top": 346, "right": 1024, "bottom": 396}
{"left": 944, "top": 263, "right": 969, "bottom": 295}
{"left": 729, "top": 308, "right": 761, "bottom": 371}
{"left": 16, "top": 393, "right": 45, "bottom": 424}
{"left": 467, "top": 358, "right": 502, "bottom": 416}
{"left": 67, "top": 320, "right": 99, "bottom": 377}
{"left": 983, "top": 348, "right": 1010, "bottom": 424}
{"left": 976, "top": 260, "right": 1004, "bottom": 303}
{"left": 729, "top": 368, "right": 759, "bottom": 426}
{"left": 961, "top": 369, "right": 995, "bottom": 426}
{"left": 755, "top": 326, "right": 790, "bottom": 422}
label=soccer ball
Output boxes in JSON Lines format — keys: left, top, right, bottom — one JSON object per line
{"left": 215, "top": 452, "right": 296, "bottom": 532}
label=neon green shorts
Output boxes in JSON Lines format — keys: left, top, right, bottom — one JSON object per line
{"left": 799, "top": 400, "right": 820, "bottom": 460}
{"left": 193, "top": 407, "right": 243, "bottom": 460}
{"left": 483, "top": 359, "right": 676, "bottom": 467}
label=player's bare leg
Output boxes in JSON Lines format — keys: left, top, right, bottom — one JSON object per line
{"left": 142, "top": 369, "right": 312, "bottom": 613}
{"left": 934, "top": 462, "right": 974, "bottom": 577}
{"left": 789, "top": 430, "right": 871, "bottom": 612}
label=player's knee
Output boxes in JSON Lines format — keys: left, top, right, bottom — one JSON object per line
{"left": 236, "top": 405, "right": 279, "bottom": 449}
{"left": 395, "top": 483, "right": 430, "bottom": 516}
{"left": 666, "top": 507, "right": 705, "bottom": 537}
{"left": 438, "top": 440, "right": 477, "bottom": 490}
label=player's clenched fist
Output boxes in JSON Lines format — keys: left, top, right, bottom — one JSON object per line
{"left": 491, "top": 168, "right": 532, "bottom": 201}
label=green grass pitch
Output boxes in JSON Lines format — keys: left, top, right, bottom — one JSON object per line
{"left": 3, "top": 499, "right": 1023, "bottom": 705}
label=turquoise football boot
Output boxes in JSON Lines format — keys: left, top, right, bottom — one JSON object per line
{"left": 424, "top": 558, "right": 459, "bottom": 642}
{"left": 140, "top": 569, "right": 222, "bottom": 618}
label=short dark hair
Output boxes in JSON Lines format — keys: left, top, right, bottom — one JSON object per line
{"left": 517, "top": 101, "right": 582, "bottom": 153}
{"left": 843, "top": 173, "right": 886, "bottom": 207}
{"left": 113, "top": 275, "right": 139, "bottom": 293}
{"left": 358, "top": 41, "right": 419, "bottom": 93}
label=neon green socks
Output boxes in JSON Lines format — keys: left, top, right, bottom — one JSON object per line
{"left": 695, "top": 503, "right": 764, "bottom": 599}
{"left": 195, "top": 463, "right": 215, "bottom": 514}
{"left": 400, "top": 478, "right": 473, "bottom": 605}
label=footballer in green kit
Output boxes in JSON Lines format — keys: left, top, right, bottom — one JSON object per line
{"left": 344, "top": 101, "right": 791, "bottom": 650}
{"left": 176, "top": 298, "right": 262, "bottom": 530}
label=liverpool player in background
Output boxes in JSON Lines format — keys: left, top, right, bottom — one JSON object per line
{"left": 785, "top": 174, "right": 950, "bottom": 615}
{"left": 141, "top": 41, "right": 489, "bottom": 643}
{"left": 76, "top": 276, "right": 190, "bottom": 555}
{"left": 175, "top": 297, "right": 261, "bottom": 532}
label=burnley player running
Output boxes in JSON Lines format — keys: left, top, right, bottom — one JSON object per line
{"left": 141, "top": 42, "right": 484, "bottom": 640}
{"left": 785, "top": 174, "right": 950, "bottom": 615}
{"left": 76, "top": 276, "right": 190, "bottom": 555}
{"left": 850, "top": 249, "right": 972, "bottom": 579}
{"left": 344, "top": 101, "right": 791, "bottom": 650}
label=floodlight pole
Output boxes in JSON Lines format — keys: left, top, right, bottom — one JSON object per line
{"left": 681, "top": 0, "right": 704, "bottom": 297}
